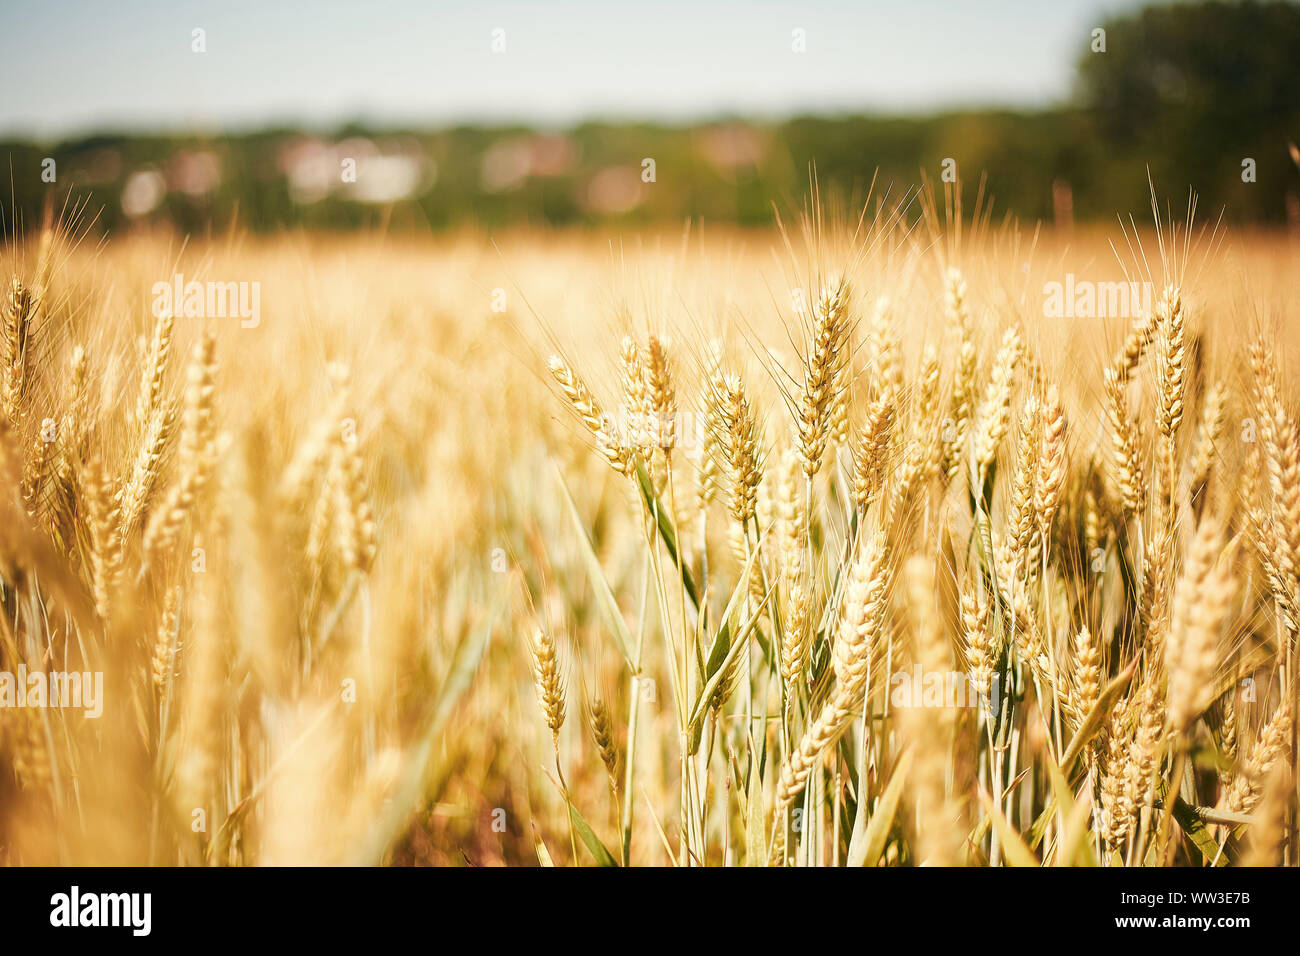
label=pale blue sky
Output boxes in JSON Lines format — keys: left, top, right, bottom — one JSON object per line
{"left": 0, "top": 0, "right": 1151, "bottom": 139}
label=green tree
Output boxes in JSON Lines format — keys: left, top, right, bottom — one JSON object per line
{"left": 1077, "top": 0, "right": 1300, "bottom": 220}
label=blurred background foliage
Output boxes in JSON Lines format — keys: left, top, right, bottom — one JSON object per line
{"left": 3, "top": 0, "right": 1299, "bottom": 235}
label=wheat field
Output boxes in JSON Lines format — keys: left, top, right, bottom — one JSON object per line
{"left": 1, "top": 194, "right": 1298, "bottom": 866}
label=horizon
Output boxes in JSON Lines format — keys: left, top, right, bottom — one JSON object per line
{"left": 5, "top": 102, "right": 1099, "bottom": 147}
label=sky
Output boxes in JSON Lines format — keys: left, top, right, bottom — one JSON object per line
{"left": 0, "top": 0, "right": 1151, "bottom": 139}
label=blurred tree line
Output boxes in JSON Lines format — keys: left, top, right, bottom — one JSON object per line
{"left": 3, "top": 0, "right": 1298, "bottom": 235}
